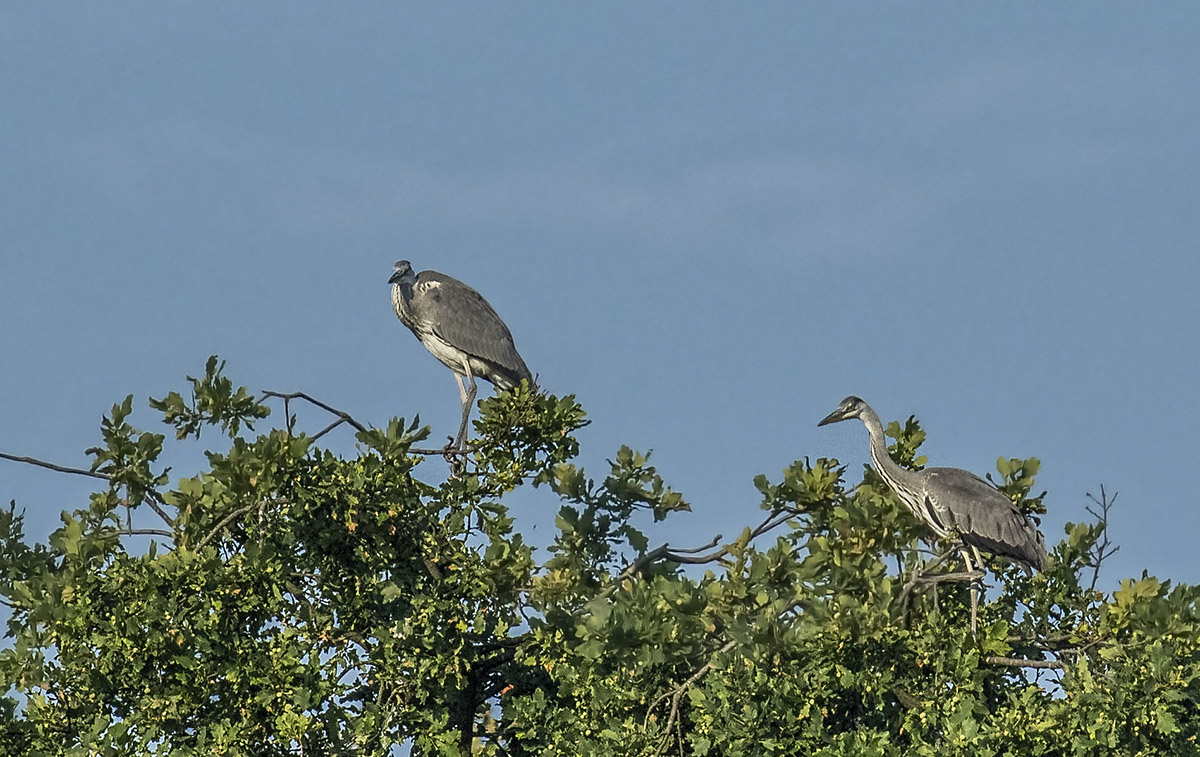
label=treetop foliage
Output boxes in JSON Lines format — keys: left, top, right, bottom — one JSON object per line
{"left": 1, "top": 358, "right": 1197, "bottom": 755}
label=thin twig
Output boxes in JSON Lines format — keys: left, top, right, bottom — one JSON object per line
{"left": 750, "top": 509, "right": 796, "bottom": 539}
{"left": 262, "top": 389, "right": 458, "bottom": 461}
{"left": 654, "top": 507, "right": 799, "bottom": 573}
{"left": 282, "top": 395, "right": 295, "bottom": 436}
{"left": 668, "top": 547, "right": 731, "bottom": 565}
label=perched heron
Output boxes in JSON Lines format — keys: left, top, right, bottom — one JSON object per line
{"left": 818, "top": 396, "right": 1047, "bottom": 629}
{"left": 389, "top": 260, "right": 533, "bottom": 450}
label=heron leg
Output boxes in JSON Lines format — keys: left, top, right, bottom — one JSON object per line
{"left": 453, "top": 369, "right": 478, "bottom": 452}
{"left": 455, "top": 372, "right": 469, "bottom": 406}
{"left": 960, "top": 547, "right": 983, "bottom": 636}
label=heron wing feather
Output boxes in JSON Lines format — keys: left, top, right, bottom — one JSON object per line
{"left": 924, "top": 468, "right": 1047, "bottom": 571}
{"left": 413, "top": 271, "right": 533, "bottom": 387}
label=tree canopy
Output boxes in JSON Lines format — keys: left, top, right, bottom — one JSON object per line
{"left": 1, "top": 358, "right": 1198, "bottom": 755}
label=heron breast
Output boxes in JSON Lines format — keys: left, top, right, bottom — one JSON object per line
{"left": 415, "top": 329, "right": 472, "bottom": 374}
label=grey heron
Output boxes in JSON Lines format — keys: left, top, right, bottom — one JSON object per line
{"left": 389, "top": 260, "right": 534, "bottom": 450}
{"left": 818, "top": 396, "right": 1047, "bottom": 629}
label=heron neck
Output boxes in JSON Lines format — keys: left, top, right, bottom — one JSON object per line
{"left": 861, "top": 407, "right": 921, "bottom": 496}
{"left": 391, "top": 282, "right": 414, "bottom": 325}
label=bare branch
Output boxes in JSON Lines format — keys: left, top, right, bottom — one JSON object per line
{"left": 472, "top": 647, "right": 518, "bottom": 677}
{"left": 281, "top": 394, "right": 296, "bottom": 436}
{"left": 593, "top": 506, "right": 804, "bottom": 612}
{"left": 594, "top": 535, "right": 726, "bottom": 605}
{"left": 668, "top": 536, "right": 724, "bottom": 555}
{"left": 667, "top": 548, "right": 729, "bottom": 565}
{"left": 310, "top": 417, "right": 353, "bottom": 443}
{"left": 1084, "top": 485, "right": 1120, "bottom": 595}
{"left": 263, "top": 389, "right": 460, "bottom": 461}
{"left": 1, "top": 451, "right": 174, "bottom": 527}
{"left": 406, "top": 447, "right": 453, "bottom": 457}
{"left": 914, "top": 569, "right": 986, "bottom": 584}
{"left": 657, "top": 507, "right": 800, "bottom": 572}
{"left": 0, "top": 451, "right": 108, "bottom": 480}
{"left": 750, "top": 509, "right": 796, "bottom": 539}
{"left": 985, "top": 655, "right": 1067, "bottom": 670}
{"left": 664, "top": 533, "right": 728, "bottom": 564}
{"left": 260, "top": 390, "right": 368, "bottom": 434}
{"left": 477, "top": 635, "right": 528, "bottom": 652}
{"left": 140, "top": 490, "right": 175, "bottom": 527}
{"left": 595, "top": 544, "right": 671, "bottom": 604}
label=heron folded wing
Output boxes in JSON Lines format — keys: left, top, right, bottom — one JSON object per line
{"left": 925, "top": 468, "right": 1047, "bottom": 572}
{"left": 416, "top": 271, "right": 533, "bottom": 389}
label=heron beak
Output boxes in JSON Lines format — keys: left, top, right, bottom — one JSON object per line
{"left": 817, "top": 408, "right": 846, "bottom": 427}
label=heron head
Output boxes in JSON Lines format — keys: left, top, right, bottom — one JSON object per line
{"left": 818, "top": 395, "right": 868, "bottom": 427}
{"left": 389, "top": 260, "right": 416, "bottom": 286}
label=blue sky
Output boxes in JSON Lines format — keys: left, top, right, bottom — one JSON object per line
{"left": 2, "top": 4, "right": 1198, "bottom": 588}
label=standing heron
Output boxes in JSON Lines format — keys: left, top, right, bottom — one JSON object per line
{"left": 389, "top": 260, "right": 534, "bottom": 451}
{"left": 818, "top": 395, "right": 1047, "bottom": 629}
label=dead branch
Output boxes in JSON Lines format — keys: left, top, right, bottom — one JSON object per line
{"left": 1084, "top": 485, "right": 1120, "bottom": 596}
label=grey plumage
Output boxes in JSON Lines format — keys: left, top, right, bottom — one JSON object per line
{"left": 389, "top": 260, "right": 533, "bottom": 448}
{"left": 818, "top": 395, "right": 1047, "bottom": 573}
{"left": 921, "top": 468, "right": 1047, "bottom": 571}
